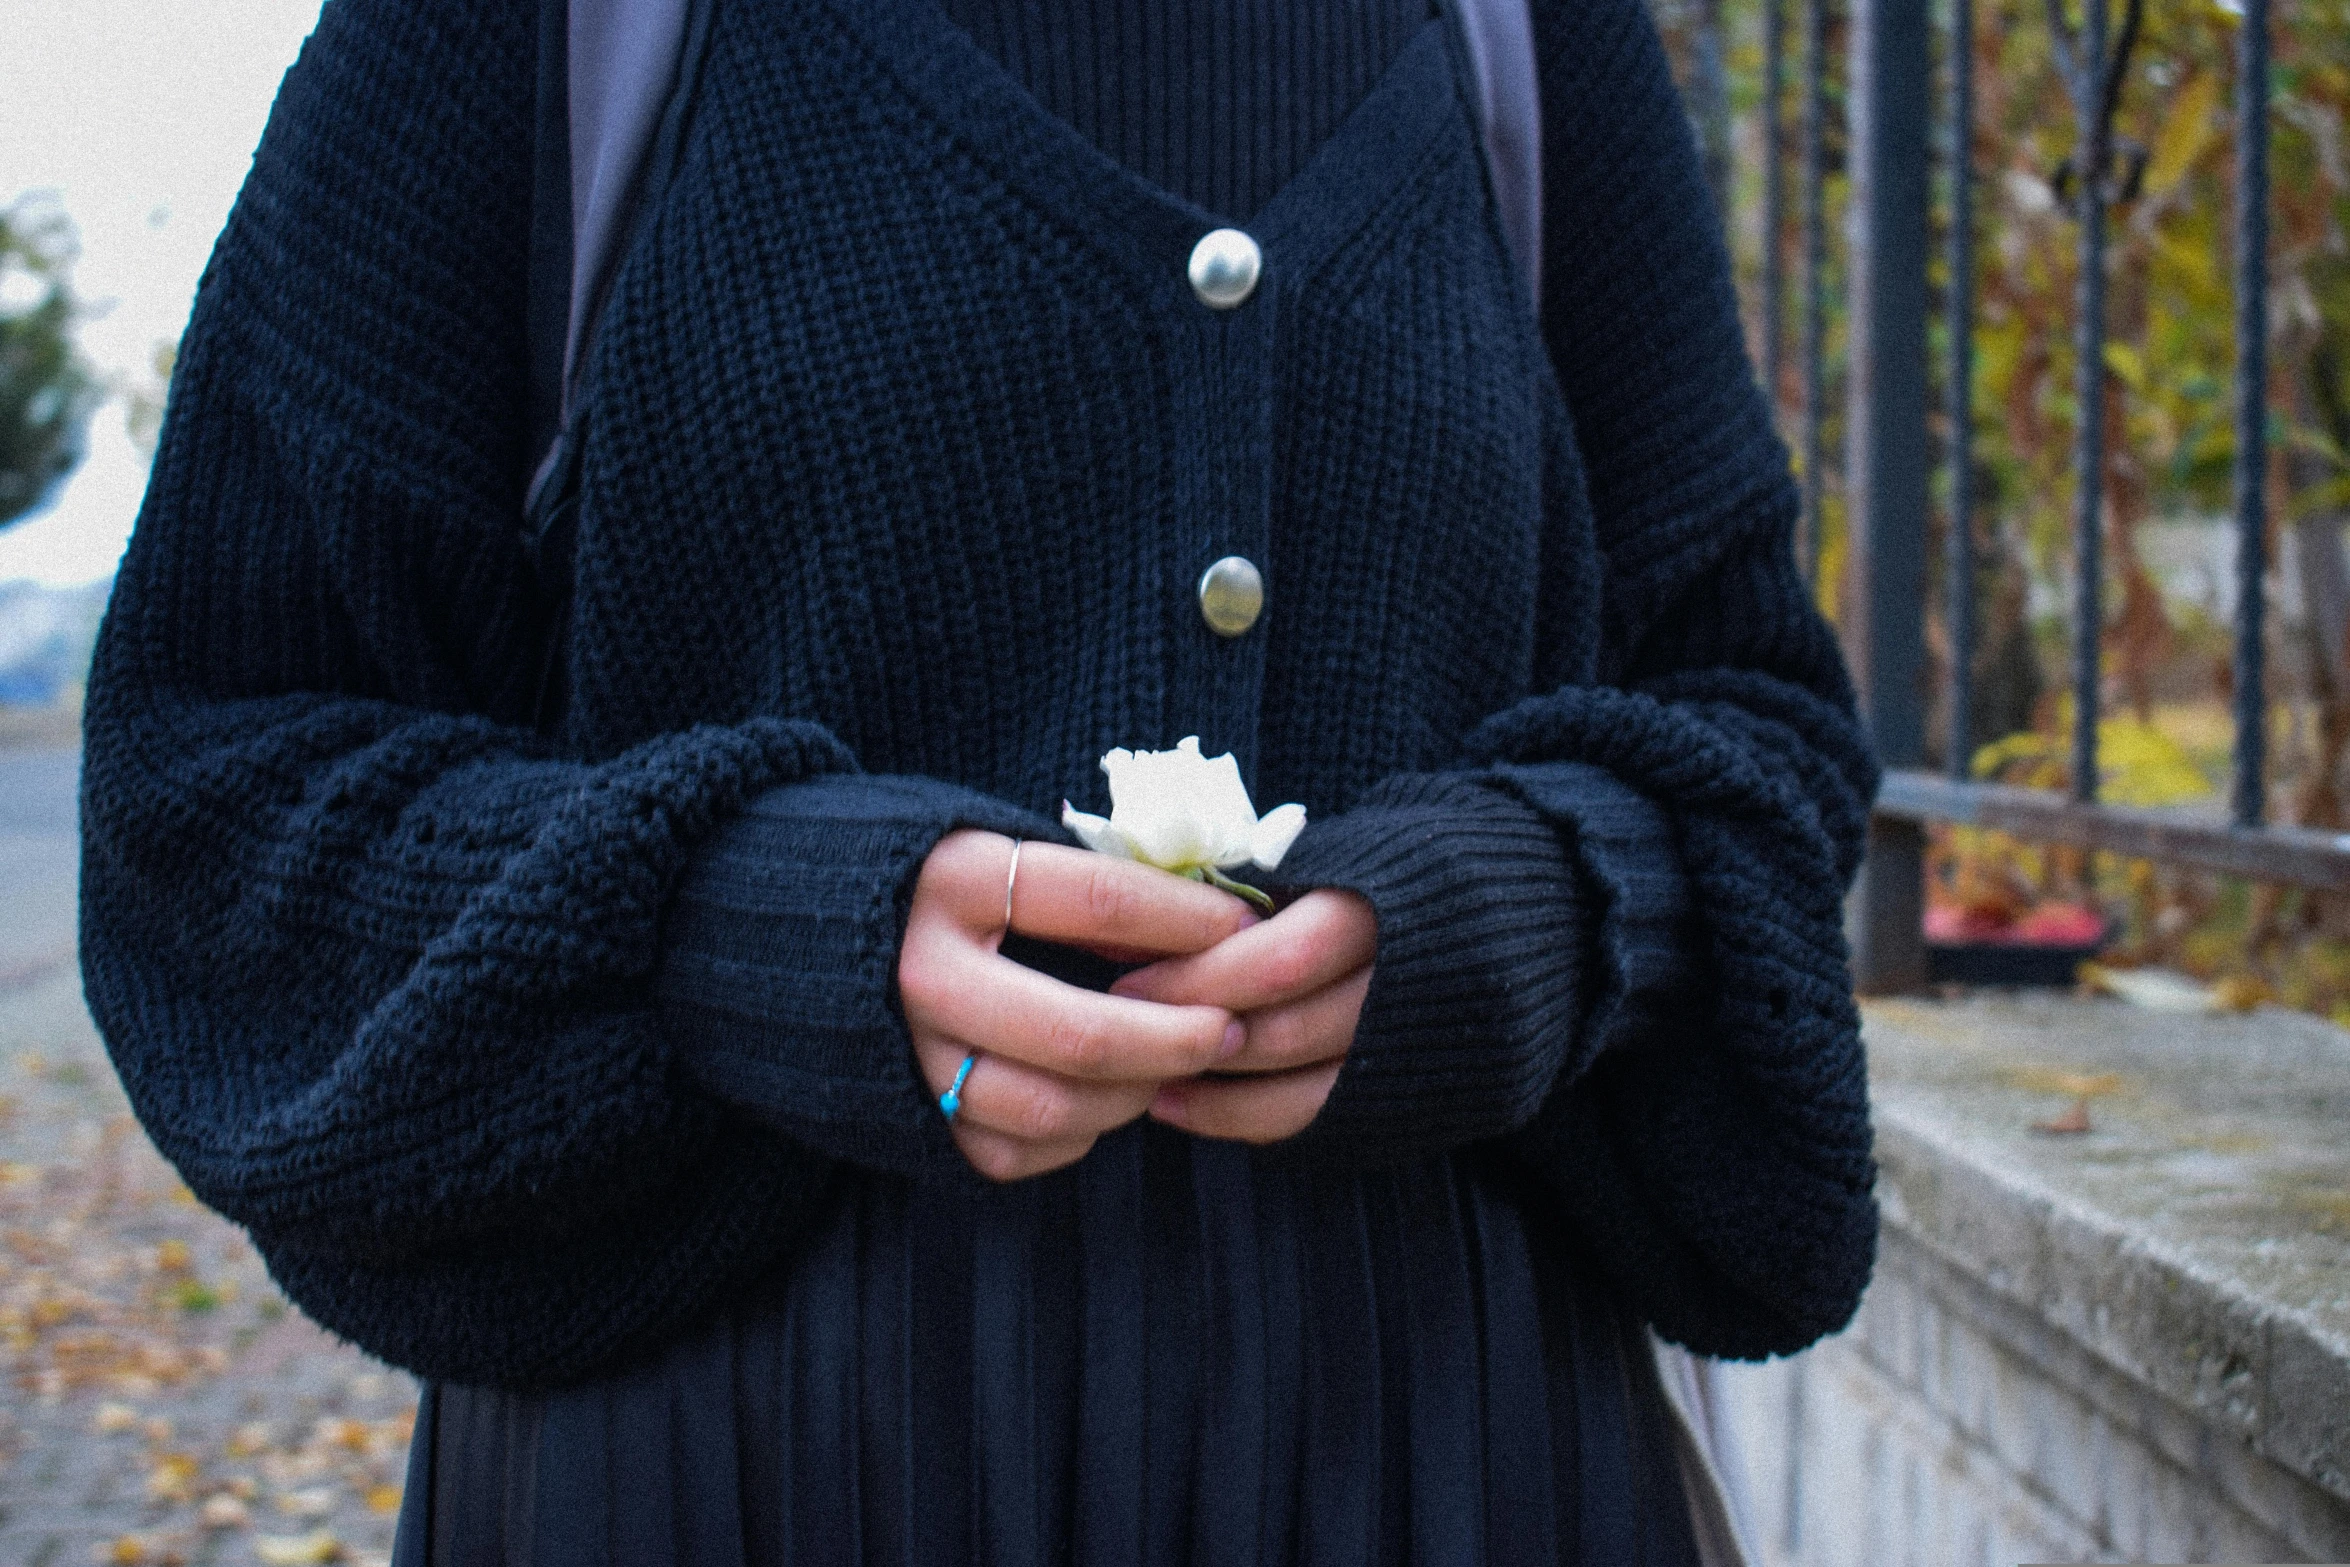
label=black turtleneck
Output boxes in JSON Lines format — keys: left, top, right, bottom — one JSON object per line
{"left": 935, "top": 0, "right": 1430, "bottom": 221}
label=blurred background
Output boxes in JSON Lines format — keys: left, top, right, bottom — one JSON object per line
{"left": 3, "top": 8, "right": 418, "bottom": 1565}
{"left": 3, "top": 0, "right": 322, "bottom": 727}
{"left": 1652, "top": 0, "right": 2350, "bottom": 1024}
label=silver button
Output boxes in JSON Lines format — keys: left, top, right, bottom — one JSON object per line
{"left": 1188, "top": 229, "right": 1262, "bottom": 309}
{"left": 1198, "top": 556, "right": 1265, "bottom": 637}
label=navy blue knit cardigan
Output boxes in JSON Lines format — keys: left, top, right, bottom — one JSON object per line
{"left": 80, "top": 0, "right": 1879, "bottom": 1389}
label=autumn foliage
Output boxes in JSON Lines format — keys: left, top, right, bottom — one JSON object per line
{"left": 1660, "top": 0, "right": 2350, "bottom": 1014}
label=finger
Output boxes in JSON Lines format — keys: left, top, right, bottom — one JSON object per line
{"left": 908, "top": 931, "right": 1241, "bottom": 1081}
{"left": 950, "top": 1120, "right": 1097, "bottom": 1183}
{"left": 1148, "top": 1061, "right": 1343, "bottom": 1145}
{"left": 1112, "top": 890, "right": 1376, "bottom": 1012}
{"left": 914, "top": 1033, "right": 1158, "bottom": 1144}
{"left": 1007, "top": 843, "right": 1257, "bottom": 957}
{"left": 1218, "top": 965, "right": 1373, "bottom": 1074}
{"left": 912, "top": 829, "right": 1022, "bottom": 934}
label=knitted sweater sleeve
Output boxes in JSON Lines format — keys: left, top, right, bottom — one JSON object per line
{"left": 1267, "top": 0, "right": 1878, "bottom": 1359}
{"left": 77, "top": 0, "right": 1025, "bottom": 1389}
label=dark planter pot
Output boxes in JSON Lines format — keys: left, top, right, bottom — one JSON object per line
{"left": 1926, "top": 936, "right": 2104, "bottom": 988}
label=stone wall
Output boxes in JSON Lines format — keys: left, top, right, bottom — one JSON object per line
{"left": 1702, "top": 996, "right": 2350, "bottom": 1566}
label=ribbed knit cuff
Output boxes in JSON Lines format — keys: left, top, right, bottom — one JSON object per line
{"left": 1491, "top": 761, "right": 1695, "bottom": 1059}
{"left": 1264, "top": 774, "right": 1586, "bottom": 1164}
{"left": 656, "top": 773, "right": 1050, "bottom": 1185}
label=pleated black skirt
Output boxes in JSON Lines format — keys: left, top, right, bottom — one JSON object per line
{"left": 391, "top": 1125, "right": 1701, "bottom": 1566}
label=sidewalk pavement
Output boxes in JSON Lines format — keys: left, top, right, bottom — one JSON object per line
{"left": 0, "top": 747, "right": 412, "bottom": 1567}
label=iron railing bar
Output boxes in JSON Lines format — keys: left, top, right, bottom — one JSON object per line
{"left": 1695, "top": 0, "right": 1732, "bottom": 207}
{"left": 2231, "top": 0, "right": 2271, "bottom": 829}
{"left": 2096, "top": 0, "right": 2146, "bottom": 138}
{"left": 1844, "top": 0, "right": 1933, "bottom": 991}
{"left": 1761, "top": 0, "right": 1785, "bottom": 418}
{"left": 1801, "top": 0, "right": 1831, "bottom": 582}
{"left": 1877, "top": 771, "right": 2350, "bottom": 892}
{"left": 1946, "top": 0, "right": 1977, "bottom": 780}
{"left": 2041, "top": 0, "right": 2084, "bottom": 114}
{"left": 2068, "top": 0, "right": 2110, "bottom": 805}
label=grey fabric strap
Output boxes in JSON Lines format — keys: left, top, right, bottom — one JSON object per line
{"left": 563, "top": 0, "right": 694, "bottom": 403}
{"left": 1448, "top": 0, "right": 1544, "bottom": 310}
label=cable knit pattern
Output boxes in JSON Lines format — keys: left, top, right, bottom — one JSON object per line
{"left": 658, "top": 772, "right": 1050, "bottom": 1180}
{"left": 1496, "top": 0, "right": 1882, "bottom": 1355}
{"left": 1265, "top": 774, "right": 1588, "bottom": 1158}
{"left": 78, "top": 0, "right": 1878, "bottom": 1399}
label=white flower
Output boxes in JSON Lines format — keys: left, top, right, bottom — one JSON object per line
{"left": 1062, "top": 738, "right": 1306, "bottom": 906}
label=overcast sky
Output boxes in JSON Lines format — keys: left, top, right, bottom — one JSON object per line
{"left": 2, "top": 0, "right": 326, "bottom": 587}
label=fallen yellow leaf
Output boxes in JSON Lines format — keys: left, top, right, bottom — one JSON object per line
{"left": 318, "top": 1417, "right": 369, "bottom": 1453}
{"left": 93, "top": 1401, "right": 139, "bottom": 1435}
{"left": 154, "top": 1240, "right": 191, "bottom": 1274}
{"left": 167, "top": 1279, "right": 222, "bottom": 1313}
{"left": 365, "top": 1484, "right": 402, "bottom": 1515}
{"left": 2213, "top": 974, "right": 2270, "bottom": 1013}
{"left": 2080, "top": 963, "right": 2216, "bottom": 1013}
{"left": 146, "top": 1452, "right": 200, "bottom": 1503}
{"left": 2000, "top": 1066, "right": 2126, "bottom": 1099}
{"left": 254, "top": 1531, "right": 345, "bottom": 1566}
{"left": 199, "top": 1493, "right": 252, "bottom": 1530}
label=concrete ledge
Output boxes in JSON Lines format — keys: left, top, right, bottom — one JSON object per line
{"left": 1717, "top": 1222, "right": 2350, "bottom": 1563}
{"left": 1712, "top": 994, "right": 2350, "bottom": 1563}
{"left": 1860, "top": 993, "right": 2350, "bottom": 1511}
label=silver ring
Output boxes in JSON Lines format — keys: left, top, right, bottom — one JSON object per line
{"left": 1004, "top": 839, "right": 1023, "bottom": 934}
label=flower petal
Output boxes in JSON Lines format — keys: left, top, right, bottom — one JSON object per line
{"left": 1062, "top": 803, "right": 1141, "bottom": 861}
{"left": 1247, "top": 802, "right": 1308, "bottom": 870}
{"left": 1103, "top": 746, "right": 1203, "bottom": 866}
{"left": 1080, "top": 740, "right": 1288, "bottom": 873}
{"left": 1185, "top": 745, "right": 1263, "bottom": 862}
{"left": 1097, "top": 738, "right": 1241, "bottom": 870}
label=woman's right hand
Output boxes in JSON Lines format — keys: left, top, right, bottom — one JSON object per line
{"left": 900, "top": 831, "right": 1256, "bottom": 1182}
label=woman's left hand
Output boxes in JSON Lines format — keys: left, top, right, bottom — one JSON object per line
{"left": 1108, "top": 890, "right": 1376, "bottom": 1144}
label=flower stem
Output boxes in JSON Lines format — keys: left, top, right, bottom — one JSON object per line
{"left": 1201, "top": 866, "right": 1277, "bottom": 915}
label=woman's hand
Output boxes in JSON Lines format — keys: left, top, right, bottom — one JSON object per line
{"left": 900, "top": 831, "right": 1256, "bottom": 1182}
{"left": 1110, "top": 890, "right": 1377, "bottom": 1145}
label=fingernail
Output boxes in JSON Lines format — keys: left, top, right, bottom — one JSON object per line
{"left": 1219, "top": 1021, "right": 1246, "bottom": 1059}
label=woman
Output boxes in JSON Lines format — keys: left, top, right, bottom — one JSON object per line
{"left": 78, "top": 0, "right": 1879, "bottom": 1558}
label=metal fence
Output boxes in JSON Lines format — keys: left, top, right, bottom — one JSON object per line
{"left": 1700, "top": 0, "right": 2306, "bottom": 990}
